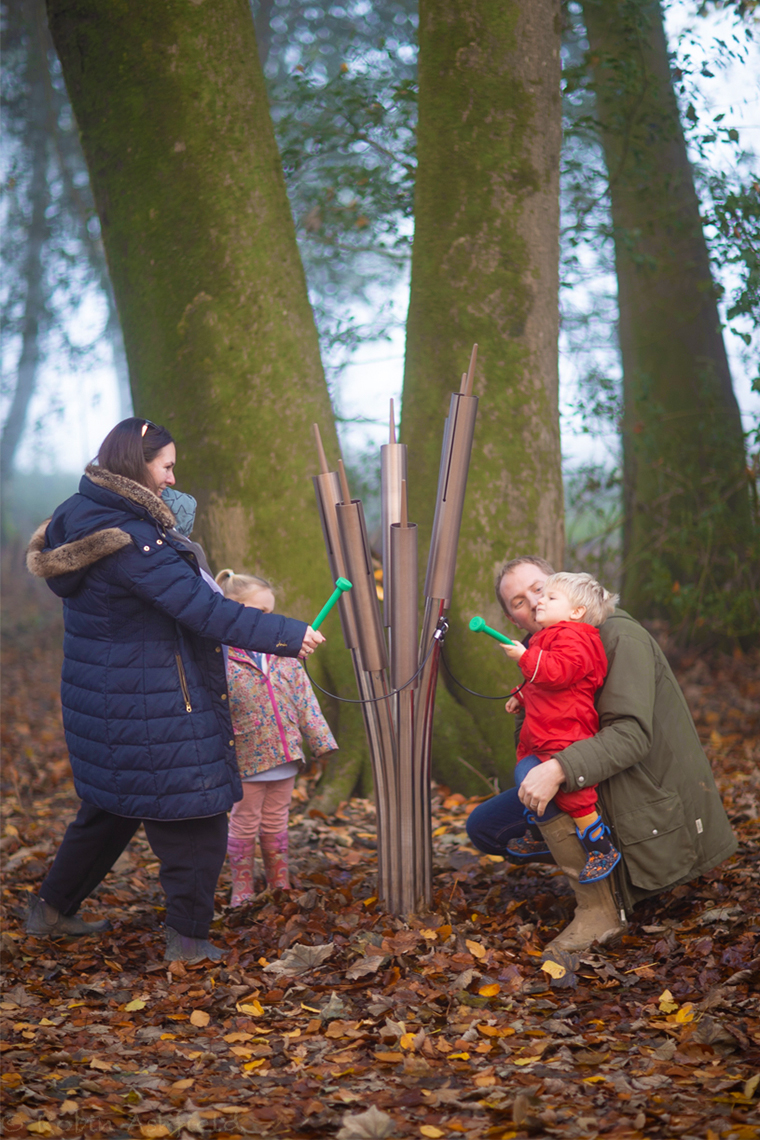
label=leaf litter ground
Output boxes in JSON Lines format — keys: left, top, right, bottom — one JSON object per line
{"left": 1, "top": 547, "right": 759, "bottom": 1140}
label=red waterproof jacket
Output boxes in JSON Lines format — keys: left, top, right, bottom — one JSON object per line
{"left": 514, "top": 621, "right": 608, "bottom": 760}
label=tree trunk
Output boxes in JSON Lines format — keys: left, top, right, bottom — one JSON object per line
{"left": 1, "top": 0, "right": 50, "bottom": 487}
{"left": 402, "top": 0, "right": 564, "bottom": 787}
{"left": 580, "top": 0, "right": 752, "bottom": 632}
{"left": 46, "top": 0, "right": 368, "bottom": 788}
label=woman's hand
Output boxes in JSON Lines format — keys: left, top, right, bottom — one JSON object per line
{"left": 505, "top": 696, "right": 521, "bottom": 714}
{"left": 518, "top": 757, "right": 565, "bottom": 818}
{"left": 501, "top": 642, "right": 526, "bottom": 661}
{"left": 299, "top": 626, "right": 325, "bottom": 658}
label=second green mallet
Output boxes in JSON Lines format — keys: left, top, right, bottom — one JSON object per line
{"left": 469, "top": 615, "right": 516, "bottom": 646}
{"left": 312, "top": 577, "right": 353, "bottom": 630}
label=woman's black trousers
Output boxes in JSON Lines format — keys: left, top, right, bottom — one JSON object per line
{"left": 39, "top": 802, "right": 228, "bottom": 939}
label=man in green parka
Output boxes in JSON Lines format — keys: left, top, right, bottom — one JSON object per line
{"left": 466, "top": 557, "right": 738, "bottom": 953}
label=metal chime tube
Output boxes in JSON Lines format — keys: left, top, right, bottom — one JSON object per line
{"left": 415, "top": 347, "right": 480, "bottom": 894}
{"left": 311, "top": 431, "right": 389, "bottom": 899}
{"left": 380, "top": 399, "right": 407, "bottom": 628}
{"left": 389, "top": 479, "right": 419, "bottom": 911}
{"left": 335, "top": 481, "right": 400, "bottom": 911}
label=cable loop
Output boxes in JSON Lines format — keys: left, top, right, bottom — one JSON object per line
{"left": 302, "top": 634, "right": 439, "bottom": 705}
{"left": 440, "top": 644, "right": 524, "bottom": 701}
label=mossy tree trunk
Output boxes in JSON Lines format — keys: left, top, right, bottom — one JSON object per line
{"left": 580, "top": 0, "right": 752, "bottom": 635}
{"left": 402, "top": 0, "right": 564, "bottom": 790}
{"left": 46, "top": 0, "right": 372, "bottom": 804}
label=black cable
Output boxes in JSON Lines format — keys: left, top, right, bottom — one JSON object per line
{"left": 440, "top": 643, "right": 524, "bottom": 701}
{"left": 302, "top": 630, "right": 440, "bottom": 705}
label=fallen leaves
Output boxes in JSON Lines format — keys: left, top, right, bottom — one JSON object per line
{"left": 1, "top": 554, "right": 759, "bottom": 1140}
{"left": 336, "top": 1103, "right": 396, "bottom": 1138}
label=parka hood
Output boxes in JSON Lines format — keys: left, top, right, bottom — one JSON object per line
{"left": 26, "top": 465, "right": 176, "bottom": 597}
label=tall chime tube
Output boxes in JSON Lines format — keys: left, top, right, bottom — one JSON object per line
{"left": 390, "top": 478, "right": 421, "bottom": 910}
{"left": 335, "top": 472, "right": 400, "bottom": 909}
{"left": 380, "top": 399, "right": 407, "bottom": 628}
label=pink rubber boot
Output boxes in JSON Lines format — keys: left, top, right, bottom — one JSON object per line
{"left": 227, "top": 835, "right": 256, "bottom": 906}
{"left": 260, "top": 831, "right": 290, "bottom": 890}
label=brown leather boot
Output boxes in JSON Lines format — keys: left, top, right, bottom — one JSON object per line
{"left": 537, "top": 812, "right": 627, "bottom": 953}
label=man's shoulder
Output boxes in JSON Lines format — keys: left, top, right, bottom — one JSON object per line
{"left": 599, "top": 609, "right": 648, "bottom": 646}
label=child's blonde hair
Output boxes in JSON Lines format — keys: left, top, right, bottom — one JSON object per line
{"left": 543, "top": 572, "right": 618, "bottom": 627}
{"left": 215, "top": 568, "right": 274, "bottom": 602}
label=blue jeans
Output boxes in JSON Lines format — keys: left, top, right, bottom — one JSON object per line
{"left": 466, "top": 755, "right": 561, "bottom": 857}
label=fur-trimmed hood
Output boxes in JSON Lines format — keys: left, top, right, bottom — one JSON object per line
{"left": 26, "top": 465, "right": 176, "bottom": 586}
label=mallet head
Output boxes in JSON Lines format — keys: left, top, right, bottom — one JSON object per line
{"left": 469, "top": 616, "right": 487, "bottom": 633}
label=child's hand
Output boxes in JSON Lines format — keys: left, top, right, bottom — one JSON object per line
{"left": 299, "top": 626, "right": 325, "bottom": 658}
{"left": 501, "top": 641, "right": 526, "bottom": 661}
{"left": 505, "top": 696, "right": 521, "bottom": 714}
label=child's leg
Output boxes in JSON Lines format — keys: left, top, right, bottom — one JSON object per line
{"left": 259, "top": 776, "right": 296, "bottom": 890}
{"left": 555, "top": 788, "right": 620, "bottom": 883}
{"left": 227, "top": 783, "right": 266, "bottom": 905}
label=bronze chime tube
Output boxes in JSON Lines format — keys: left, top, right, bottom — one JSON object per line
{"left": 424, "top": 392, "right": 479, "bottom": 604}
{"left": 415, "top": 346, "right": 479, "bottom": 896}
{"left": 380, "top": 399, "right": 407, "bottom": 628}
{"left": 390, "top": 478, "right": 421, "bottom": 911}
{"left": 311, "top": 428, "right": 390, "bottom": 900}
{"left": 335, "top": 469, "right": 400, "bottom": 910}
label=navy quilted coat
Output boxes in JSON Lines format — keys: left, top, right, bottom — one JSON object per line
{"left": 26, "top": 466, "right": 308, "bottom": 821}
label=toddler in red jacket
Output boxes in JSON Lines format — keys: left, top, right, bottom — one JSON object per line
{"left": 503, "top": 571, "right": 620, "bottom": 883}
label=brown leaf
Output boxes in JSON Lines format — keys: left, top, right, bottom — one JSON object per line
{"left": 263, "top": 942, "right": 335, "bottom": 977}
{"left": 336, "top": 1104, "right": 396, "bottom": 1138}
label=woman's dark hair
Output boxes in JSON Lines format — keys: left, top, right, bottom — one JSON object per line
{"left": 97, "top": 417, "right": 175, "bottom": 488}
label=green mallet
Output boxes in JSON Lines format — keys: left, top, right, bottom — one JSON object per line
{"left": 312, "top": 577, "right": 353, "bottom": 630}
{"left": 469, "top": 615, "right": 516, "bottom": 646}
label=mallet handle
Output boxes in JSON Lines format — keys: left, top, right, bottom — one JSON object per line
{"left": 469, "top": 615, "right": 516, "bottom": 646}
{"left": 312, "top": 578, "right": 352, "bottom": 630}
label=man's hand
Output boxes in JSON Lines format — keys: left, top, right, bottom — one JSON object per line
{"left": 505, "top": 696, "right": 521, "bottom": 714}
{"left": 518, "top": 757, "right": 565, "bottom": 818}
{"left": 298, "top": 626, "right": 325, "bottom": 658}
{"left": 501, "top": 642, "right": 526, "bottom": 661}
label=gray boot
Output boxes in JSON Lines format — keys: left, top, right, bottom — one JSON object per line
{"left": 26, "top": 896, "right": 111, "bottom": 938}
{"left": 164, "top": 926, "right": 224, "bottom": 964}
{"left": 537, "top": 813, "right": 627, "bottom": 953}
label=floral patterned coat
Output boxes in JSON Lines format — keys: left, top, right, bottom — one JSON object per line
{"left": 226, "top": 647, "right": 337, "bottom": 779}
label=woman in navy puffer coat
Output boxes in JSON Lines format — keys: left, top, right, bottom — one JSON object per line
{"left": 25, "top": 418, "right": 324, "bottom": 962}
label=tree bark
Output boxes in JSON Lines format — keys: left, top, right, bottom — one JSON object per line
{"left": 580, "top": 0, "right": 751, "bottom": 627}
{"left": 402, "top": 0, "right": 564, "bottom": 786}
{"left": 46, "top": 0, "right": 367, "bottom": 785}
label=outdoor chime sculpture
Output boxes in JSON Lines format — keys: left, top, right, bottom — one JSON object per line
{"left": 310, "top": 346, "right": 480, "bottom": 915}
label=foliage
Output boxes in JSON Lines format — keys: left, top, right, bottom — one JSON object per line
{"left": 2, "top": 562, "right": 760, "bottom": 1135}
{"left": 252, "top": 0, "right": 418, "bottom": 383}
{"left": 559, "top": 0, "right": 760, "bottom": 641}
{"left": 271, "top": 63, "right": 417, "bottom": 380}
{"left": 0, "top": 0, "right": 130, "bottom": 481}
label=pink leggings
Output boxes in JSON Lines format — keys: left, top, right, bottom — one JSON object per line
{"left": 228, "top": 777, "right": 295, "bottom": 841}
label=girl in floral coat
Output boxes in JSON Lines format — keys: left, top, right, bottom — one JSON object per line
{"left": 216, "top": 569, "right": 337, "bottom": 903}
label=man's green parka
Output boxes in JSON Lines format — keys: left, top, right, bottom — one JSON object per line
{"left": 557, "top": 610, "right": 737, "bottom": 913}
